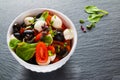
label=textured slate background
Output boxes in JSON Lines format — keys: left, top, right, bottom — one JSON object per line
{"left": 0, "top": 0, "right": 120, "bottom": 80}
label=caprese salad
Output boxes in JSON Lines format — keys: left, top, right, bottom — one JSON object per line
{"left": 9, "top": 11, "right": 74, "bottom": 65}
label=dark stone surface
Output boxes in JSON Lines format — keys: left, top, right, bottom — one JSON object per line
{"left": 0, "top": 0, "right": 120, "bottom": 80}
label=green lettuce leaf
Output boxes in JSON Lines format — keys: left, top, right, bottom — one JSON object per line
{"left": 9, "top": 39, "right": 21, "bottom": 50}
{"left": 39, "top": 11, "right": 49, "bottom": 21}
{"left": 41, "top": 35, "right": 53, "bottom": 45}
{"left": 16, "top": 42, "right": 36, "bottom": 61}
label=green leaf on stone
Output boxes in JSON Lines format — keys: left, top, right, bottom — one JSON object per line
{"left": 88, "top": 13, "right": 104, "bottom": 23}
{"left": 86, "top": 23, "right": 96, "bottom": 30}
{"left": 85, "top": 5, "right": 109, "bottom": 15}
{"left": 85, "top": 5, "right": 100, "bottom": 14}
{"left": 79, "top": 19, "right": 85, "bottom": 24}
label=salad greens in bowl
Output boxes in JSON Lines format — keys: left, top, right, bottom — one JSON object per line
{"left": 7, "top": 8, "right": 77, "bottom": 72}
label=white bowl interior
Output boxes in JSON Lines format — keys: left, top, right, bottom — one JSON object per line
{"left": 7, "top": 8, "right": 77, "bottom": 72}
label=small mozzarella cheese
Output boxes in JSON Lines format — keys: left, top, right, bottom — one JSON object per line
{"left": 51, "top": 15, "right": 62, "bottom": 29}
{"left": 49, "top": 54, "right": 56, "bottom": 61}
{"left": 10, "top": 34, "right": 16, "bottom": 39}
{"left": 34, "top": 20, "right": 46, "bottom": 32}
{"left": 24, "top": 17, "right": 34, "bottom": 25}
{"left": 63, "top": 29, "right": 74, "bottom": 40}
{"left": 37, "top": 57, "right": 50, "bottom": 66}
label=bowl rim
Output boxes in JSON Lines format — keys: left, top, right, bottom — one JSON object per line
{"left": 7, "top": 8, "right": 77, "bottom": 72}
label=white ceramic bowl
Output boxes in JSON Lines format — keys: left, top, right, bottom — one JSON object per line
{"left": 7, "top": 8, "right": 77, "bottom": 73}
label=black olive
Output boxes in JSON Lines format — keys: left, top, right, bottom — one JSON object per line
{"left": 36, "top": 13, "right": 42, "bottom": 18}
{"left": 23, "top": 30, "right": 34, "bottom": 42}
{"left": 23, "top": 30, "right": 34, "bottom": 34}
{"left": 53, "top": 30, "right": 65, "bottom": 42}
{"left": 13, "top": 23, "right": 21, "bottom": 33}
{"left": 57, "top": 47, "right": 68, "bottom": 58}
{"left": 14, "top": 32, "right": 22, "bottom": 40}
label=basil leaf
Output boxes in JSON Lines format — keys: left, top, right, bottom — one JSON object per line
{"left": 39, "top": 11, "right": 48, "bottom": 21}
{"left": 48, "top": 26, "right": 56, "bottom": 37}
{"left": 41, "top": 35, "right": 53, "bottom": 45}
{"left": 86, "top": 25, "right": 92, "bottom": 30}
{"left": 91, "top": 22, "right": 95, "bottom": 28}
{"left": 28, "top": 19, "right": 34, "bottom": 24}
{"left": 85, "top": 5, "right": 100, "bottom": 14}
{"left": 49, "top": 30, "right": 57, "bottom": 37}
{"left": 79, "top": 19, "right": 85, "bottom": 24}
{"left": 9, "top": 39, "right": 21, "bottom": 50}
{"left": 88, "top": 13, "right": 104, "bottom": 23}
{"left": 16, "top": 42, "right": 36, "bottom": 61}
{"left": 64, "top": 42, "right": 67, "bottom": 47}
{"left": 85, "top": 5, "right": 109, "bottom": 15}
{"left": 99, "top": 10, "right": 109, "bottom": 15}
{"left": 86, "top": 23, "right": 95, "bottom": 30}
{"left": 56, "top": 45, "right": 60, "bottom": 53}
{"left": 50, "top": 21, "right": 54, "bottom": 26}
{"left": 48, "top": 50, "right": 53, "bottom": 56}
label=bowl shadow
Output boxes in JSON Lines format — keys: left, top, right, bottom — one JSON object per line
{"left": 22, "top": 65, "right": 68, "bottom": 80}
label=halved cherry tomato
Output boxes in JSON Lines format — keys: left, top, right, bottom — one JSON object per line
{"left": 47, "top": 46, "right": 55, "bottom": 54}
{"left": 34, "top": 32, "right": 42, "bottom": 42}
{"left": 46, "top": 14, "right": 52, "bottom": 26}
{"left": 36, "top": 42, "right": 48, "bottom": 64}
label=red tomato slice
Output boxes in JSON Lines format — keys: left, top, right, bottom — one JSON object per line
{"left": 34, "top": 32, "right": 42, "bottom": 42}
{"left": 36, "top": 42, "right": 48, "bottom": 64}
{"left": 47, "top": 46, "right": 55, "bottom": 54}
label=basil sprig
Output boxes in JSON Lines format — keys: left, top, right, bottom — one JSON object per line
{"left": 85, "top": 5, "right": 108, "bottom": 15}
{"left": 85, "top": 5, "right": 108, "bottom": 23}
{"left": 79, "top": 5, "right": 109, "bottom": 32}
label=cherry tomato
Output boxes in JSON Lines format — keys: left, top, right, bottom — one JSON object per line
{"left": 36, "top": 42, "right": 48, "bottom": 64}
{"left": 34, "top": 32, "right": 42, "bottom": 42}
{"left": 47, "top": 46, "right": 55, "bottom": 54}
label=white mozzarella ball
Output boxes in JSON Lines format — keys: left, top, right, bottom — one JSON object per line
{"left": 49, "top": 54, "right": 56, "bottom": 61}
{"left": 37, "top": 57, "right": 50, "bottom": 66}
{"left": 63, "top": 29, "right": 74, "bottom": 40}
{"left": 10, "top": 34, "right": 16, "bottom": 40}
{"left": 51, "top": 15, "right": 62, "bottom": 29}
{"left": 34, "top": 20, "right": 46, "bottom": 32}
{"left": 24, "top": 17, "right": 34, "bottom": 25}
